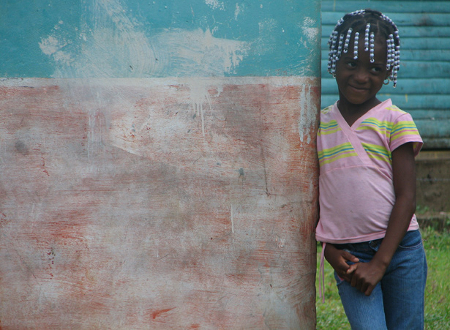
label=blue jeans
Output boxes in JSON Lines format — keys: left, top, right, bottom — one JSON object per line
{"left": 333, "top": 230, "right": 427, "bottom": 330}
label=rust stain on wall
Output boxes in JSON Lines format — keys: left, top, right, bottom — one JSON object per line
{"left": 0, "top": 77, "right": 319, "bottom": 329}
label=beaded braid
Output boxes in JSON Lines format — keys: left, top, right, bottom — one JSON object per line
{"left": 327, "top": 9, "right": 401, "bottom": 87}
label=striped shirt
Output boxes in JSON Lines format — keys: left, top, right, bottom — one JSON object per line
{"left": 316, "top": 99, "right": 423, "bottom": 244}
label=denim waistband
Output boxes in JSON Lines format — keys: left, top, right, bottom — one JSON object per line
{"left": 333, "top": 230, "right": 420, "bottom": 253}
{"left": 334, "top": 238, "right": 383, "bottom": 252}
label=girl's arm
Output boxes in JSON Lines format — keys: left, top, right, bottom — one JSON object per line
{"left": 350, "top": 142, "right": 417, "bottom": 295}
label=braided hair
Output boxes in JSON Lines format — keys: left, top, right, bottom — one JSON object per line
{"left": 327, "top": 9, "right": 400, "bottom": 87}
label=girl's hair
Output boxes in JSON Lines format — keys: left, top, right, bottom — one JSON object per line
{"left": 327, "top": 9, "right": 400, "bottom": 87}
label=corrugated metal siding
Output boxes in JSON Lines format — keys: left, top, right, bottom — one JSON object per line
{"left": 321, "top": 0, "right": 450, "bottom": 149}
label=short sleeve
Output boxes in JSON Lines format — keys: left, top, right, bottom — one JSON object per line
{"left": 390, "top": 112, "right": 423, "bottom": 156}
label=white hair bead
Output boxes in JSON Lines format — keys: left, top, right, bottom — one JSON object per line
{"left": 328, "top": 31, "right": 339, "bottom": 74}
{"left": 364, "top": 23, "right": 370, "bottom": 51}
{"left": 369, "top": 32, "right": 375, "bottom": 63}
{"left": 343, "top": 28, "right": 352, "bottom": 53}
{"left": 353, "top": 32, "right": 359, "bottom": 59}
{"left": 386, "top": 34, "right": 395, "bottom": 69}
{"left": 337, "top": 34, "right": 344, "bottom": 60}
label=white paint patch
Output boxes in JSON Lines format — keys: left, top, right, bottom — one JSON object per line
{"left": 40, "top": 0, "right": 157, "bottom": 78}
{"left": 275, "top": 237, "right": 285, "bottom": 248}
{"left": 234, "top": 3, "right": 241, "bottom": 20}
{"left": 205, "top": 0, "right": 225, "bottom": 10}
{"left": 301, "top": 17, "right": 319, "bottom": 42}
{"left": 295, "top": 16, "right": 320, "bottom": 79}
{"left": 253, "top": 19, "right": 277, "bottom": 55}
{"left": 40, "top": 0, "right": 249, "bottom": 78}
{"left": 39, "top": 36, "right": 67, "bottom": 56}
{"left": 183, "top": 78, "right": 213, "bottom": 136}
{"left": 96, "top": 77, "right": 318, "bottom": 159}
{"left": 1, "top": 76, "right": 319, "bottom": 167}
{"left": 150, "top": 28, "right": 249, "bottom": 76}
{"left": 298, "top": 84, "right": 318, "bottom": 144}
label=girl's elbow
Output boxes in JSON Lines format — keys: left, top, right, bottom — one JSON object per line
{"left": 396, "top": 193, "right": 416, "bottom": 215}
{"left": 405, "top": 195, "right": 417, "bottom": 216}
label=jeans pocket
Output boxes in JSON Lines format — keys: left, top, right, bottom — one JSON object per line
{"left": 398, "top": 230, "right": 423, "bottom": 251}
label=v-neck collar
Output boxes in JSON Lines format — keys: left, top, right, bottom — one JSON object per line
{"left": 329, "top": 99, "right": 392, "bottom": 166}
{"left": 334, "top": 99, "right": 392, "bottom": 131}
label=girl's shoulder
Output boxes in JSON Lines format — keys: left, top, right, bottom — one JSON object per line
{"left": 384, "top": 103, "right": 408, "bottom": 116}
{"left": 321, "top": 105, "right": 334, "bottom": 115}
{"left": 320, "top": 105, "right": 335, "bottom": 123}
{"left": 373, "top": 102, "right": 412, "bottom": 122}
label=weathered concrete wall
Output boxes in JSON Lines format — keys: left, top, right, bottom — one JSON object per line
{"left": 1, "top": 1, "right": 320, "bottom": 328}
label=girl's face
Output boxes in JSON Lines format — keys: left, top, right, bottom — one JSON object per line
{"left": 335, "top": 33, "right": 390, "bottom": 110}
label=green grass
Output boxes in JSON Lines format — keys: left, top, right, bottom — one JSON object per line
{"left": 423, "top": 227, "right": 450, "bottom": 329}
{"left": 315, "top": 227, "right": 450, "bottom": 330}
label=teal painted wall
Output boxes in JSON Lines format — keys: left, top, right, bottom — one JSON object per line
{"left": 1, "top": 0, "right": 320, "bottom": 78}
{"left": 321, "top": 0, "right": 450, "bottom": 149}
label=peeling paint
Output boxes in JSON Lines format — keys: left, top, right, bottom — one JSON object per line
{"left": 0, "top": 77, "right": 319, "bottom": 328}
{"left": 39, "top": 0, "right": 249, "bottom": 78}
{"left": 205, "top": 0, "right": 225, "bottom": 10}
{"left": 84, "top": 76, "right": 321, "bottom": 160}
{"left": 26, "top": 0, "right": 321, "bottom": 78}
{"left": 301, "top": 17, "right": 320, "bottom": 42}
{"left": 41, "top": 26, "right": 249, "bottom": 78}
{"left": 299, "top": 84, "right": 319, "bottom": 144}
{"left": 234, "top": 3, "right": 241, "bottom": 20}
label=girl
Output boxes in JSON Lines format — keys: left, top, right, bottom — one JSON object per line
{"left": 316, "top": 9, "right": 427, "bottom": 330}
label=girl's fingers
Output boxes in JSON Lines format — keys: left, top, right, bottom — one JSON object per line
{"left": 350, "top": 275, "right": 357, "bottom": 288}
{"left": 365, "top": 285, "right": 375, "bottom": 296}
{"left": 342, "top": 251, "right": 359, "bottom": 262}
{"left": 346, "top": 263, "right": 358, "bottom": 274}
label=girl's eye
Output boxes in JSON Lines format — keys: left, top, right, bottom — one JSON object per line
{"left": 371, "top": 67, "right": 382, "bottom": 73}
{"left": 347, "top": 62, "right": 356, "bottom": 68}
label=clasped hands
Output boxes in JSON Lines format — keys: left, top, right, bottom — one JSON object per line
{"left": 324, "top": 244, "right": 387, "bottom": 296}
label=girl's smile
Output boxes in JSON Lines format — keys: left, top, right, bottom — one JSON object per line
{"left": 348, "top": 85, "right": 369, "bottom": 92}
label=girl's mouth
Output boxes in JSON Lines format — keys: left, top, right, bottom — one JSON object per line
{"left": 349, "top": 85, "right": 368, "bottom": 92}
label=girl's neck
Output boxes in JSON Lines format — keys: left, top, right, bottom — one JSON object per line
{"left": 337, "top": 97, "right": 381, "bottom": 127}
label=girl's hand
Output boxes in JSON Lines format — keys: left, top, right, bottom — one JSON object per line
{"left": 324, "top": 244, "right": 360, "bottom": 282}
{"left": 350, "top": 260, "right": 387, "bottom": 296}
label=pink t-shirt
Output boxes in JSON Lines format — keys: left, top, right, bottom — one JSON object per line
{"left": 315, "top": 99, "right": 423, "bottom": 244}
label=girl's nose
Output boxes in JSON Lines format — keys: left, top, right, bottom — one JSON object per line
{"left": 354, "top": 68, "right": 369, "bottom": 83}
